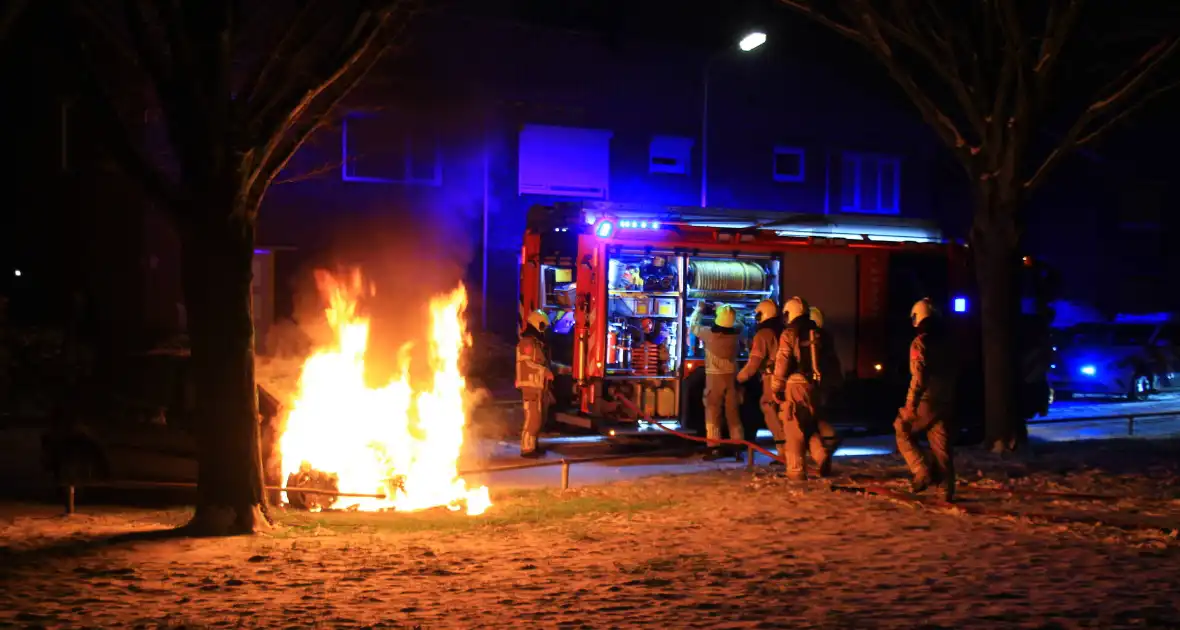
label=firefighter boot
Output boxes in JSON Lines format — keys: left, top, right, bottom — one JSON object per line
{"left": 520, "top": 432, "right": 546, "bottom": 458}
{"left": 769, "top": 441, "right": 786, "bottom": 468}
{"left": 703, "top": 448, "right": 727, "bottom": 461}
{"left": 784, "top": 451, "right": 806, "bottom": 481}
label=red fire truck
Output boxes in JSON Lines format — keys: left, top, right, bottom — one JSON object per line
{"left": 520, "top": 201, "right": 991, "bottom": 439}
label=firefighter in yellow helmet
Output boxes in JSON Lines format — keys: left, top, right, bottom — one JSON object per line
{"left": 516, "top": 310, "right": 554, "bottom": 458}
{"left": 808, "top": 306, "right": 843, "bottom": 473}
{"left": 737, "top": 299, "right": 786, "bottom": 462}
{"left": 895, "top": 298, "right": 957, "bottom": 500}
{"left": 770, "top": 296, "right": 830, "bottom": 480}
{"left": 690, "top": 301, "right": 744, "bottom": 460}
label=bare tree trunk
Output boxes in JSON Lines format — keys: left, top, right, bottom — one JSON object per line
{"left": 180, "top": 206, "right": 270, "bottom": 535}
{"left": 972, "top": 195, "right": 1025, "bottom": 453}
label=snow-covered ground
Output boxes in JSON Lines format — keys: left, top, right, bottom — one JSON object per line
{"left": 1, "top": 439, "right": 1178, "bottom": 628}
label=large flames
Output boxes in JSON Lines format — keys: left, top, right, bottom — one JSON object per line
{"left": 278, "top": 269, "right": 491, "bottom": 515}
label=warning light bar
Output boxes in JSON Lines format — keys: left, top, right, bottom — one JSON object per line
{"left": 619, "top": 220, "right": 661, "bottom": 230}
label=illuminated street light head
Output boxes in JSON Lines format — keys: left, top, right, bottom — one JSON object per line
{"left": 739, "top": 31, "right": 767, "bottom": 52}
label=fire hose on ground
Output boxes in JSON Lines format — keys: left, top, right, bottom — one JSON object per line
{"left": 613, "top": 392, "right": 781, "bottom": 468}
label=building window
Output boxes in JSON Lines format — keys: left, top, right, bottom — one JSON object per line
{"left": 772, "top": 146, "right": 805, "bottom": 183}
{"left": 840, "top": 153, "right": 900, "bottom": 214}
{"left": 341, "top": 111, "right": 442, "bottom": 185}
{"left": 519, "top": 124, "right": 613, "bottom": 198}
{"left": 649, "top": 135, "right": 693, "bottom": 175}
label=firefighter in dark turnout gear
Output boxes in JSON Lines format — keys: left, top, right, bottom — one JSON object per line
{"left": 737, "top": 300, "right": 786, "bottom": 461}
{"left": 516, "top": 310, "right": 554, "bottom": 458}
{"left": 771, "top": 297, "right": 830, "bottom": 480}
{"left": 894, "top": 298, "right": 957, "bottom": 500}
{"left": 807, "top": 306, "right": 843, "bottom": 473}
{"left": 690, "top": 302, "right": 743, "bottom": 461}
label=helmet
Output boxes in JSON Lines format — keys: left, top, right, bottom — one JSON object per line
{"left": 783, "top": 296, "right": 809, "bottom": 323}
{"left": 714, "top": 304, "right": 736, "bottom": 328}
{"left": 754, "top": 299, "right": 778, "bottom": 324}
{"left": 640, "top": 318, "right": 655, "bottom": 334}
{"left": 526, "top": 309, "right": 550, "bottom": 333}
{"left": 809, "top": 306, "right": 824, "bottom": 329}
{"left": 910, "top": 298, "right": 936, "bottom": 328}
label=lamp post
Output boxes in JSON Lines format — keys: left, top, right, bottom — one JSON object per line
{"left": 701, "top": 31, "right": 767, "bottom": 209}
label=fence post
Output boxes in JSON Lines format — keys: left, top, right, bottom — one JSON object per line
{"left": 746, "top": 445, "right": 754, "bottom": 471}
{"left": 1128, "top": 416, "right": 1135, "bottom": 436}
{"left": 65, "top": 485, "right": 75, "bottom": 516}
{"left": 560, "top": 459, "right": 570, "bottom": 491}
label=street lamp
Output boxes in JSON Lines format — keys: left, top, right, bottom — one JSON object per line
{"left": 701, "top": 31, "right": 767, "bottom": 208}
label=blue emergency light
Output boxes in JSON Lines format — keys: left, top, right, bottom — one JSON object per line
{"left": 595, "top": 220, "right": 615, "bottom": 238}
{"left": 1080, "top": 365, "right": 1097, "bottom": 376}
{"left": 618, "top": 219, "right": 662, "bottom": 230}
{"left": 953, "top": 297, "right": 967, "bottom": 313}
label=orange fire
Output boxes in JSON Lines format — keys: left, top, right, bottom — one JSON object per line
{"left": 278, "top": 269, "right": 491, "bottom": 515}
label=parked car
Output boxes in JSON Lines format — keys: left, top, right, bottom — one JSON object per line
{"left": 41, "top": 349, "right": 283, "bottom": 489}
{"left": 1049, "top": 315, "right": 1180, "bottom": 401}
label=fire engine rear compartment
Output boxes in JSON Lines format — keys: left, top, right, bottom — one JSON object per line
{"left": 597, "top": 249, "right": 783, "bottom": 433}
{"left": 521, "top": 202, "right": 968, "bottom": 438}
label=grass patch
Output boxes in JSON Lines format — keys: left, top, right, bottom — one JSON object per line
{"left": 273, "top": 487, "right": 676, "bottom": 536}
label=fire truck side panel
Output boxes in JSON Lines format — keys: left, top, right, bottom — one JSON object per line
{"left": 779, "top": 249, "right": 860, "bottom": 381}
{"left": 574, "top": 235, "right": 606, "bottom": 413}
{"left": 857, "top": 250, "right": 890, "bottom": 379}
{"left": 519, "top": 232, "right": 542, "bottom": 331}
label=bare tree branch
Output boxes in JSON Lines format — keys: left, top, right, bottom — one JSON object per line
{"left": 0, "top": 0, "right": 28, "bottom": 43}
{"left": 236, "top": 1, "right": 321, "bottom": 119}
{"left": 779, "top": 0, "right": 975, "bottom": 170}
{"left": 1032, "top": 0, "right": 1082, "bottom": 94}
{"left": 1025, "top": 36, "right": 1179, "bottom": 192}
{"left": 871, "top": 0, "right": 988, "bottom": 140}
{"left": 273, "top": 157, "right": 344, "bottom": 186}
{"left": 243, "top": 5, "right": 415, "bottom": 211}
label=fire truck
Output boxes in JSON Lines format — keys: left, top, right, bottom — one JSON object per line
{"left": 520, "top": 201, "right": 996, "bottom": 439}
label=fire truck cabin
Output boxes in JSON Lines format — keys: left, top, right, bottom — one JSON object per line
{"left": 520, "top": 202, "right": 984, "bottom": 439}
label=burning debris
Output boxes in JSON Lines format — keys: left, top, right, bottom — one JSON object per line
{"left": 285, "top": 462, "right": 341, "bottom": 512}
{"left": 277, "top": 270, "right": 491, "bottom": 516}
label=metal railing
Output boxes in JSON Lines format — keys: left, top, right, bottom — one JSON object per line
{"left": 58, "top": 447, "right": 694, "bottom": 515}
{"left": 54, "top": 408, "right": 1180, "bottom": 515}
{"left": 1028, "top": 409, "right": 1180, "bottom": 437}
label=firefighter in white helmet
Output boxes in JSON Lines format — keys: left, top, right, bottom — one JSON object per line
{"left": 770, "top": 296, "right": 830, "bottom": 480}
{"left": 516, "top": 309, "right": 555, "bottom": 458}
{"left": 690, "top": 301, "right": 744, "bottom": 460}
{"left": 737, "top": 299, "right": 786, "bottom": 462}
{"left": 807, "top": 306, "right": 844, "bottom": 475}
{"left": 895, "top": 298, "right": 956, "bottom": 500}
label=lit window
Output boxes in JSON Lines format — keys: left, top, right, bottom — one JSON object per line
{"left": 519, "top": 124, "right": 613, "bottom": 198}
{"left": 840, "top": 153, "right": 901, "bottom": 214}
{"left": 649, "top": 135, "right": 694, "bottom": 175}
{"left": 341, "top": 111, "right": 441, "bottom": 186}
{"left": 772, "top": 146, "right": 805, "bottom": 183}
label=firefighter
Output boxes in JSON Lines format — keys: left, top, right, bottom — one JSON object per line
{"left": 736, "top": 299, "right": 785, "bottom": 462}
{"left": 771, "top": 297, "right": 830, "bottom": 480}
{"left": 516, "top": 310, "right": 554, "bottom": 458}
{"left": 894, "top": 298, "right": 956, "bottom": 500}
{"left": 689, "top": 301, "right": 744, "bottom": 461}
{"left": 808, "top": 306, "right": 843, "bottom": 474}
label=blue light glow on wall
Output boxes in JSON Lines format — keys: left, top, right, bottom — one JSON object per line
{"left": 518, "top": 125, "right": 613, "bottom": 199}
